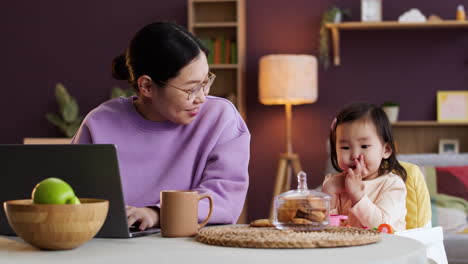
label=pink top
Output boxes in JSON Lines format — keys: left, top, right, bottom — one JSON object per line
{"left": 324, "top": 172, "right": 407, "bottom": 231}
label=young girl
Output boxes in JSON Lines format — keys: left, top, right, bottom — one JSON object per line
{"left": 322, "top": 102, "right": 407, "bottom": 231}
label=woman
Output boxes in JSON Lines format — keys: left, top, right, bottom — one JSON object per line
{"left": 72, "top": 22, "right": 250, "bottom": 231}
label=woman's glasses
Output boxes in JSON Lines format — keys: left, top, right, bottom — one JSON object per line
{"left": 159, "top": 72, "right": 216, "bottom": 101}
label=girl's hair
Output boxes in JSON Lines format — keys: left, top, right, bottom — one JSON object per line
{"left": 329, "top": 102, "right": 407, "bottom": 181}
{"left": 111, "top": 21, "right": 208, "bottom": 91}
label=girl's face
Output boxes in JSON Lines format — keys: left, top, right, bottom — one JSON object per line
{"left": 146, "top": 52, "right": 210, "bottom": 125}
{"left": 335, "top": 118, "right": 392, "bottom": 180}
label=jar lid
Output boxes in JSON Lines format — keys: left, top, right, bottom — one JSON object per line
{"left": 275, "top": 171, "right": 331, "bottom": 200}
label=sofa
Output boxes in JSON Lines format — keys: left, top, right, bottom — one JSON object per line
{"left": 397, "top": 153, "right": 468, "bottom": 264}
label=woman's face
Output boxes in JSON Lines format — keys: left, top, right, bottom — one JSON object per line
{"left": 150, "top": 52, "right": 210, "bottom": 125}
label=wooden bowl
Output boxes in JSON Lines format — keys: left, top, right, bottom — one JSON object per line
{"left": 3, "top": 198, "right": 108, "bottom": 250}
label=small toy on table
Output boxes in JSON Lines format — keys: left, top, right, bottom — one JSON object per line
{"left": 377, "top": 223, "right": 394, "bottom": 234}
{"left": 329, "top": 214, "right": 348, "bottom": 226}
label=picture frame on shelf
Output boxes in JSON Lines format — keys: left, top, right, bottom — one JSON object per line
{"left": 437, "top": 91, "right": 468, "bottom": 122}
{"left": 438, "top": 139, "right": 460, "bottom": 154}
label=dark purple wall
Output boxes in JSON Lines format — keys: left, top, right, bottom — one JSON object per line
{"left": 2, "top": 1, "right": 468, "bottom": 221}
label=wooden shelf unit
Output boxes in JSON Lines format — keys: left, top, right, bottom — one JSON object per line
{"left": 392, "top": 121, "right": 468, "bottom": 154}
{"left": 324, "top": 20, "right": 468, "bottom": 66}
{"left": 188, "top": 0, "right": 246, "bottom": 120}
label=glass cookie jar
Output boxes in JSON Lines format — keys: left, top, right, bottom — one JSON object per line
{"left": 273, "top": 171, "right": 331, "bottom": 231}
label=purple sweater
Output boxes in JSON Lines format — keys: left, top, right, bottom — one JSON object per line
{"left": 72, "top": 96, "right": 250, "bottom": 224}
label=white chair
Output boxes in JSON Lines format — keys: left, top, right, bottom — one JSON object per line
{"left": 395, "top": 226, "right": 447, "bottom": 264}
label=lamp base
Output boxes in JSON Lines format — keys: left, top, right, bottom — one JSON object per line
{"left": 270, "top": 152, "right": 303, "bottom": 219}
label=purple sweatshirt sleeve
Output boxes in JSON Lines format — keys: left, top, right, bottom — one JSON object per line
{"left": 193, "top": 114, "right": 250, "bottom": 224}
{"left": 71, "top": 123, "right": 92, "bottom": 144}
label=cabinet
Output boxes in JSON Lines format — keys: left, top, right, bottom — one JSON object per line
{"left": 392, "top": 121, "right": 468, "bottom": 154}
{"left": 325, "top": 21, "right": 468, "bottom": 66}
{"left": 188, "top": 0, "right": 246, "bottom": 119}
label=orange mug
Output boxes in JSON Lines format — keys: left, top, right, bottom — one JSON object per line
{"left": 160, "top": 190, "right": 213, "bottom": 237}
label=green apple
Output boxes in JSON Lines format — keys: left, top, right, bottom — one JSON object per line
{"left": 32, "top": 177, "right": 81, "bottom": 204}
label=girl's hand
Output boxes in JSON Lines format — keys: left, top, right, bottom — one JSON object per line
{"left": 323, "top": 171, "right": 346, "bottom": 194}
{"left": 356, "top": 154, "right": 370, "bottom": 178}
{"left": 126, "top": 206, "right": 159, "bottom": 230}
{"left": 345, "top": 159, "right": 365, "bottom": 205}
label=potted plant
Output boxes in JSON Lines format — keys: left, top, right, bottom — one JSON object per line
{"left": 382, "top": 101, "right": 400, "bottom": 123}
{"left": 319, "top": 6, "right": 351, "bottom": 69}
{"left": 25, "top": 84, "right": 136, "bottom": 144}
{"left": 45, "top": 83, "right": 84, "bottom": 138}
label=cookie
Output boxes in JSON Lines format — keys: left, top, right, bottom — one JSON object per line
{"left": 277, "top": 207, "right": 297, "bottom": 222}
{"left": 292, "top": 218, "right": 313, "bottom": 224}
{"left": 249, "top": 218, "right": 274, "bottom": 227}
{"left": 296, "top": 208, "right": 327, "bottom": 222}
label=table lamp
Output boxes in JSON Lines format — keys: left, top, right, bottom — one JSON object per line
{"left": 258, "top": 54, "right": 318, "bottom": 217}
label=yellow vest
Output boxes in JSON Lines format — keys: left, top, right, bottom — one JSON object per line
{"left": 400, "top": 161, "right": 432, "bottom": 229}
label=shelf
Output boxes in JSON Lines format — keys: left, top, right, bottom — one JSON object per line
{"left": 391, "top": 120, "right": 468, "bottom": 153}
{"left": 324, "top": 20, "right": 468, "bottom": 66}
{"left": 325, "top": 21, "right": 468, "bottom": 30}
{"left": 210, "top": 63, "right": 238, "bottom": 69}
{"left": 393, "top": 121, "right": 468, "bottom": 126}
{"left": 193, "top": 22, "right": 237, "bottom": 28}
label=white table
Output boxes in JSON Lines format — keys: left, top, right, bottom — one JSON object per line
{"left": 0, "top": 233, "right": 427, "bottom": 264}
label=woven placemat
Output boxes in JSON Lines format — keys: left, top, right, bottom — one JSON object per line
{"left": 196, "top": 225, "right": 381, "bottom": 248}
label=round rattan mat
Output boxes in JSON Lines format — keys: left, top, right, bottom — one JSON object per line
{"left": 196, "top": 225, "right": 381, "bottom": 248}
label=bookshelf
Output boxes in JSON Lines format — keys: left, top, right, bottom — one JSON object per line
{"left": 392, "top": 121, "right": 468, "bottom": 154}
{"left": 188, "top": 0, "right": 246, "bottom": 120}
{"left": 324, "top": 21, "right": 468, "bottom": 66}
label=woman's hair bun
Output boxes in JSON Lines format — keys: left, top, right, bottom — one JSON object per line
{"left": 111, "top": 54, "right": 130, "bottom": 80}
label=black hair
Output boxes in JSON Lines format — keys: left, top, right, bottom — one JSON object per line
{"left": 111, "top": 21, "right": 208, "bottom": 91}
{"left": 329, "top": 102, "right": 407, "bottom": 182}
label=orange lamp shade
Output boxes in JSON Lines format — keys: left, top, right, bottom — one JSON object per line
{"left": 258, "top": 54, "right": 318, "bottom": 105}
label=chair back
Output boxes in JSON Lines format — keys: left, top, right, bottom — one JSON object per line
{"left": 400, "top": 161, "right": 432, "bottom": 229}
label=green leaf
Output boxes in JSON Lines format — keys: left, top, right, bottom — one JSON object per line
{"left": 125, "top": 89, "right": 136, "bottom": 97}
{"left": 45, "top": 113, "right": 65, "bottom": 127}
{"left": 62, "top": 98, "right": 79, "bottom": 123}
{"left": 55, "top": 83, "right": 71, "bottom": 111}
{"left": 64, "top": 125, "right": 78, "bottom": 138}
{"left": 66, "top": 116, "right": 84, "bottom": 137}
{"left": 73, "top": 115, "right": 84, "bottom": 126}
{"left": 111, "top": 86, "right": 124, "bottom": 98}
{"left": 111, "top": 86, "right": 136, "bottom": 98}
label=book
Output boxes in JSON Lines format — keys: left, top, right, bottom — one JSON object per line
{"left": 230, "top": 41, "right": 237, "bottom": 64}
{"left": 213, "top": 37, "right": 222, "bottom": 64}
{"left": 224, "top": 38, "right": 231, "bottom": 64}
{"left": 200, "top": 38, "right": 214, "bottom": 64}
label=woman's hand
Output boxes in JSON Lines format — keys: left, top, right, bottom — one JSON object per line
{"left": 345, "top": 156, "right": 365, "bottom": 205}
{"left": 322, "top": 171, "right": 346, "bottom": 195}
{"left": 126, "top": 206, "right": 159, "bottom": 231}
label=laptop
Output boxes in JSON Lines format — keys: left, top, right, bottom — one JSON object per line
{"left": 0, "top": 144, "right": 160, "bottom": 238}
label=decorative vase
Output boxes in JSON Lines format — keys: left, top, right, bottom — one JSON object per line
{"left": 383, "top": 106, "right": 399, "bottom": 123}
